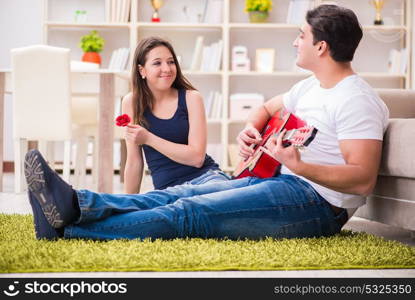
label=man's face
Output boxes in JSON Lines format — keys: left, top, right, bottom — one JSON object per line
{"left": 293, "top": 23, "right": 322, "bottom": 70}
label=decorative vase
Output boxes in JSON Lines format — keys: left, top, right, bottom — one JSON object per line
{"left": 82, "top": 52, "right": 101, "bottom": 64}
{"left": 249, "top": 11, "right": 269, "bottom": 23}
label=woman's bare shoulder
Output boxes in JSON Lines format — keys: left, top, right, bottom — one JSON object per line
{"left": 123, "top": 92, "right": 133, "bottom": 104}
{"left": 185, "top": 89, "right": 202, "bottom": 102}
{"left": 122, "top": 92, "right": 134, "bottom": 113}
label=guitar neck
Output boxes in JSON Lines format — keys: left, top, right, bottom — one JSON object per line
{"left": 272, "top": 128, "right": 297, "bottom": 142}
{"left": 272, "top": 126, "right": 317, "bottom": 148}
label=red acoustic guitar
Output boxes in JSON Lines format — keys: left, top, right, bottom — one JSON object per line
{"left": 233, "top": 111, "right": 318, "bottom": 179}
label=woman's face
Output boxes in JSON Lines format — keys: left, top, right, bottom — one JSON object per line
{"left": 139, "top": 46, "right": 177, "bottom": 91}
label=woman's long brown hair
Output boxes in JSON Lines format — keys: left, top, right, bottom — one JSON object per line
{"left": 131, "top": 37, "right": 196, "bottom": 127}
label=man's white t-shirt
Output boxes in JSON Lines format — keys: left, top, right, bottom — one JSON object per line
{"left": 282, "top": 74, "right": 389, "bottom": 210}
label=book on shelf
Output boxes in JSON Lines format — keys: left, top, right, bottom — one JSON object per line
{"left": 208, "top": 42, "right": 219, "bottom": 71}
{"left": 212, "top": 91, "right": 222, "bottom": 119}
{"left": 205, "top": 91, "right": 215, "bottom": 117}
{"left": 286, "top": 0, "right": 313, "bottom": 24}
{"left": 110, "top": 0, "right": 117, "bottom": 22}
{"left": 106, "top": 0, "right": 131, "bottom": 23}
{"left": 212, "top": 40, "right": 223, "bottom": 72}
{"left": 203, "top": 0, "right": 223, "bottom": 24}
{"left": 190, "top": 36, "right": 204, "bottom": 71}
{"left": 118, "top": 0, "right": 123, "bottom": 22}
{"left": 388, "top": 48, "right": 408, "bottom": 74}
{"left": 108, "top": 48, "right": 130, "bottom": 70}
{"left": 199, "top": 40, "right": 223, "bottom": 72}
{"left": 205, "top": 91, "right": 222, "bottom": 119}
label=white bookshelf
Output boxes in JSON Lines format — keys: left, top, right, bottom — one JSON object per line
{"left": 42, "top": 0, "right": 412, "bottom": 173}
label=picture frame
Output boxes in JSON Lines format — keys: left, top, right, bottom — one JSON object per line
{"left": 255, "top": 48, "right": 275, "bottom": 72}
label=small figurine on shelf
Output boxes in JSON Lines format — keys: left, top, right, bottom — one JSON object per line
{"left": 79, "top": 30, "right": 105, "bottom": 65}
{"left": 245, "top": 0, "right": 273, "bottom": 23}
{"left": 151, "top": 0, "right": 164, "bottom": 22}
{"left": 369, "top": 0, "right": 386, "bottom": 25}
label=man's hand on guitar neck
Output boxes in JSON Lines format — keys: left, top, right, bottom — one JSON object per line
{"left": 236, "top": 125, "right": 262, "bottom": 159}
{"left": 265, "top": 129, "right": 302, "bottom": 174}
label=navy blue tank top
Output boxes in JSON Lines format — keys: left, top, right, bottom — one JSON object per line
{"left": 142, "top": 89, "right": 219, "bottom": 190}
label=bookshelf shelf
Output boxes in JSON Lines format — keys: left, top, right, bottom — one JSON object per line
{"left": 227, "top": 16, "right": 409, "bottom": 31}
{"left": 183, "top": 71, "right": 222, "bottom": 76}
{"left": 137, "top": 22, "right": 224, "bottom": 29}
{"left": 229, "top": 23, "right": 300, "bottom": 29}
{"left": 229, "top": 71, "right": 311, "bottom": 77}
{"left": 363, "top": 25, "right": 408, "bottom": 31}
{"left": 358, "top": 72, "right": 406, "bottom": 78}
{"left": 45, "top": 22, "right": 131, "bottom": 28}
{"left": 43, "top": 0, "right": 412, "bottom": 173}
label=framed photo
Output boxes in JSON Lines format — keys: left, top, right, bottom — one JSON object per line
{"left": 255, "top": 48, "right": 275, "bottom": 73}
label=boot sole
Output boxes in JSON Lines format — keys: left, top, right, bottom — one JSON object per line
{"left": 24, "top": 150, "right": 64, "bottom": 228}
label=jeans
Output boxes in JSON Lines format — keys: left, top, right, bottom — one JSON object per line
{"left": 65, "top": 175, "right": 345, "bottom": 240}
{"left": 185, "top": 169, "right": 231, "bottom": 185}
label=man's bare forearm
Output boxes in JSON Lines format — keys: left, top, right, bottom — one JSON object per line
{"left": 246, "top": 94, "right": 285, "bottom": 131}
{"left": 245, "top": 105, "right": 271, "bottom": 131}
{"left": 293, "top": 161, "right": 376, "bottom": 196}
{"left": 237, "top": 94, "right": 286, "bottom": 158}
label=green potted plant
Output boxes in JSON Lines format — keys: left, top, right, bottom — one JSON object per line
{"left": 79, "top": 30, "right": 105, "bottom": 65}
{"left": 245, "top": 0, "right": 273, "bottom": 23}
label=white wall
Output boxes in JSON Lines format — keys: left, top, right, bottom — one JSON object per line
{"left": 1, "top": 0, "right": 43, "bottom": 161}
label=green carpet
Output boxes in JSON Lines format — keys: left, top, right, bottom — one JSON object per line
{"left": 1, "top": 214, "right": 414, "bottom": 273}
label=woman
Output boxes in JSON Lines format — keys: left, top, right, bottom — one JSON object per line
{"left": 122, "top": 37, "right": 229, "bottom": 193}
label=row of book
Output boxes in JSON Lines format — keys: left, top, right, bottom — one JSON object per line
{"left": 105, "top": 0, "right": 131, "bottom": 23}
{"left": 205, "top": 91, "right": 223, "bottom": 119}
{"left": 108, "top": 48, "right": 130, "bottom": 70}
{"left": 190, "top": 36, "right": 223, "bottom": 72}
{"left": 388, "top": 48, "right": 408, "bottom": 74}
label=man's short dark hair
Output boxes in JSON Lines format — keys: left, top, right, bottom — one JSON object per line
{"left": 306, "top": 5, "right": 363, "bottom": 62}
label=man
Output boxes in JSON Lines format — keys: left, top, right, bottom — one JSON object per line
{"left": 25, "top": 5, "right": 388, "bottom": 240}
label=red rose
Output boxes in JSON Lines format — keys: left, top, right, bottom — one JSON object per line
{"left": 115, "top": 114, "right": 131, "bottom": 127}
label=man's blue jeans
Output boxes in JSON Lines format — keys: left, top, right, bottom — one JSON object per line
{"left": 64, "top": 175, "right": 344, "bottom": 240}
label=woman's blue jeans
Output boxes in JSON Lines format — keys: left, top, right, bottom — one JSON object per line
{"left": 185, "top": 169, "right": 231, "bottom": 185}
{"left": 64, "top": 175, "right": 345, "bottom": 240}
